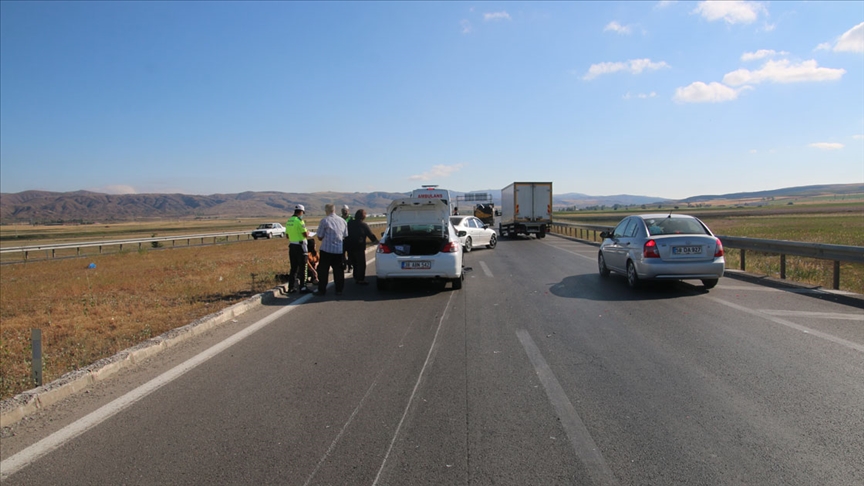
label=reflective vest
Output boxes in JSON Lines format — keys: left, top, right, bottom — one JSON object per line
{"left": 286, "top": 216, "right": 307, "bottom": 243}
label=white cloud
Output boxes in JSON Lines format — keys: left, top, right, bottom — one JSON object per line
{"left": 583, "top": 59, "right": 670, "bottom": 80}
{"left": 673, "top": 82, "right": 748, "bottom": 103}
{"left": 484, "top": 11, "right": 511, "bottom": 22}
{"left": 408, "top": 164, "right": 464, "bottom": 181}
{"left": 815, "top": 42, "right": 832, "bottom": 52}
{"left": 460, "top": 20, "right": 472, "bottom": 34}
{"left": 693, "top": 1, "right": 767, "bottom": 25}
{"left": 853, "top": 134, "right": 864, "bottom": 140}
{"left": 740, "top": 49, "right": 788, "bottom": 62}
{"left": 604, "top": 21, "right": 632, "bottom": 35}
{"left": 655, "top": 1, "right": 677, "bottom": 9}
{"left": 749, "top": 149, "right": 758, "bottom": 154}
{"left": 834, "top": 22, "right": 864, "bottom": 53}
{"left": 723, "top": 59, "right": 846, "bottom": 86}
{"left": 808, "top": 143, "right": 844, "bottom": 150}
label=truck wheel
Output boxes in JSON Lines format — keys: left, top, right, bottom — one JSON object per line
{"left": 464, "top": 237, "right": 472, "bottom": 252}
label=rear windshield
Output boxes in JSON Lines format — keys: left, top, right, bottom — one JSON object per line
{"left": 392, "top": 224, "right": 444, "bottom": 237}
{"left": 644, "top": 218, "right": 709, "bottom": 236}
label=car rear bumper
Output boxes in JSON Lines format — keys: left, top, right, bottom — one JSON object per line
{"left": 635, "top": 258, "right": 725, "bottom": 280}
{"left": 375, "top": 254, "right": 461, "bottom": 279}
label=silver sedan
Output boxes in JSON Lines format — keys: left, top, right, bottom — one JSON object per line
{"left": 598, "top": 214, "right": 725, "bottom": 289}
{"left": 450, "top": 216, "right": 498, "bottom": 252}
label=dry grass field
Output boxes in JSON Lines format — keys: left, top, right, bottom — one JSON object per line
{"left": 0, "top": 237, "right": 290, "bottom": 400}
{"left": 0, "top": 204, "right": 861, "bottom": 401}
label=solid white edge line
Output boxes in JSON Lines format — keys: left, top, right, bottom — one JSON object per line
{"left": 0, "top": 299, "right": 306, "bottom": 481}
{"left": 709, "top": 297, "right": 864, "bottom": 353}
{"left": 517, "top": 329, "right": 619, "bottom": 486}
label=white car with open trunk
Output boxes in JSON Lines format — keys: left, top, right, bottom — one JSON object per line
{"left": 375, "top": 198, "right": 464, "bottom": 290}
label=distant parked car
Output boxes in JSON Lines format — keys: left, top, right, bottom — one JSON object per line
{"left": 598, "top": 214, "right": 725, "bottom": 289}
{"left": 251, "top": 223, "right": 286, "bottom": 239}
{"left": 449, "top": 216, "right": 497, "bottom": 252}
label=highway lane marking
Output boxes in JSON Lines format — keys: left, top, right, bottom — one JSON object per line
{"left": 0, "top": 296, "right": 312, "bottom": 482}
{"left": 543, "top": 241, "right": 596, "bottom": 261}
{"left": 709, "top": 297, "right": 864, "bottom": 354}
{"left": 373, "top": 292, "right": 456, "bottom": 486}
{"left": 480, "top": 260, "right": 494, "bottom": 277}
{"left": 517, "top": 330, "right": 620, "bottom": 486}
{"left": 718, "top": 285, "right": 860, "bottom": 296}
{"left": 757, "top": 310, "right": 864, "bottom": 321}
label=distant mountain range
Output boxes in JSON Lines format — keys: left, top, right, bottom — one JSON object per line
{"left": 1, "top": 183, "right": 860, "bottom": 223}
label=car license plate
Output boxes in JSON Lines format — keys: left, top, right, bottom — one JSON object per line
{"left": 402, "top": 261, "right": 431, "bottom": 269}
{"left": 673, "top": 246, "right": 702, "bottom": 255}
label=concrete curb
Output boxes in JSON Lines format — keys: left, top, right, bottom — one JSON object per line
{"left": 0, "top": 282, "right": 290, "bottom": 428}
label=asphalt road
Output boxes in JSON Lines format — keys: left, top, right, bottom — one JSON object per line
{"left": 2, "top": 234, "right": 863, "bottom": 485}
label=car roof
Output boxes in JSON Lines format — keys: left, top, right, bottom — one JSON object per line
{"left": 634, "top": 213, "right": 698, "bottom": 220}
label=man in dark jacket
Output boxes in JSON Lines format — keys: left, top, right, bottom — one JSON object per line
{"left": 345, "top": 209, "right": 378, "bottom": 285}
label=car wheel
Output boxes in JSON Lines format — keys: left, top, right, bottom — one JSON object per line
{"left": 451, "top": 274, "right": 463, "bottom": 290}
{"left": 701, "top": 278, "right": 719, "bottom": 289}
{"left": 464, "top": 237, "right": 472, "bottom": 252}
{"left": 487, "top": 234, "right": 497, "bottom": 249}
{"left": 626, "top": 261, "right": 640, "bottom": 288}
{"left": 252, "top": 236, "right": 258, "bottom": 240}
{"left": 376, "top": 278, "right": 388, "bottom": 291}
{"left": 598, "top": 253, "right": 610, "bottom": 277}
{"left": 266, "top": 233, "right": 272, "bottom": 239}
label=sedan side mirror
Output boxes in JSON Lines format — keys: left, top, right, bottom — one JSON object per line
{"left": 600, "top": 231, "right": 610, "bottom": 239}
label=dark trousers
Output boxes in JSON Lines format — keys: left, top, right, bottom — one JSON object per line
{"left": 288, "top": 244, "right": 307, "bottom": 290}
{"left": 347, "top": 248, "right": 367, "bottom": 282}
{"left": 318, "top": 250, "right": 345, "bottom": 294}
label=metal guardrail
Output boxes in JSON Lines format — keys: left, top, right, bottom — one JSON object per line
{"left": 550, "top": 222, "right": 864, "bottom": 290}
{"left": 0, "top": 231, "right": 255, "bottom": 261}
{"left": 1, "top": 223, "right": 390, "bottom": 263}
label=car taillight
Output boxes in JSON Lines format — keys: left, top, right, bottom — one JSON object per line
{"left": 643, "top": 239, "right": 660, "bottom": 258}
{"left": 714, "top": 238, "right": 724, "bottom": 257}
{"left": 442, "top": 241, "right": 459, "bottom": 253}
{"left": 377, "top": 243, "right": 392, "bottom": 254}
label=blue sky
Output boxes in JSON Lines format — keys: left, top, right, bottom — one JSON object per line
{"left": 1, "top": 1, "right": 862, "bottom": 200}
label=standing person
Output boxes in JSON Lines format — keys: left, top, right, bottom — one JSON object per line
{"left": 285, "top": 205, "right": 310, "bottom": 293}
{"left": 315, "top": 203, "right": 349, "bottom": 296}
{"left": 341, "top": 205, "right": 354, "bottom": 273}
{"left": 345, "top": 209, "right": 378, "bottom": 285}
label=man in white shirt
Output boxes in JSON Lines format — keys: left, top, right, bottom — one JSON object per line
{"left": 314, "top": 203, "right": 349, "bottom": 296}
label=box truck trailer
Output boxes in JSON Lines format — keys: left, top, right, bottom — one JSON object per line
{"left": 499, "top": 182, "right": 553, "bottom": 238}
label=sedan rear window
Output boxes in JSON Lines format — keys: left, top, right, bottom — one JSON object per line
{"left": 645, "top": 218, "right": 709, "bottom": 236}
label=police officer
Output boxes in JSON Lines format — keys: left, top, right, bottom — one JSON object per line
{"left": 286, "top": 204, "right": 310, "bottom": 293}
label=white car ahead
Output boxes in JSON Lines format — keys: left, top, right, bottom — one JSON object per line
{"left": 449, "top": 215, "right": 497, "bottom": 252}
{"left": 375, "top": 198, "right": 464, "bottom": 290}
{"left": 251, "top": 223, "right": 286, "bottom": 239}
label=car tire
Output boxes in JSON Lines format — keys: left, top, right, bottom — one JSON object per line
{"left": 266, "top": 233, "right": 272, "bottom": 239}
{"left": 464, "top": 237, "right": 472, "bottom": 252}
{"left": 487, "top": 234, "right": 497, "bottom": 249}
{"left": 376, "top": 278, "right": 388, "bottom": 291}
{"left": 626, "top": 261, "right": 640, "bottom": 289}
{"left": 451, "top": 274, "right": 463, "bottom": 290}
{"left": 252, "top": 236, "right": 258, "bottom": 240}
{"left": 701, "top": 278, "right": 719, "bottom": 289}
{"left": 598, "top": 253, "right": 610, "bottom": 277}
